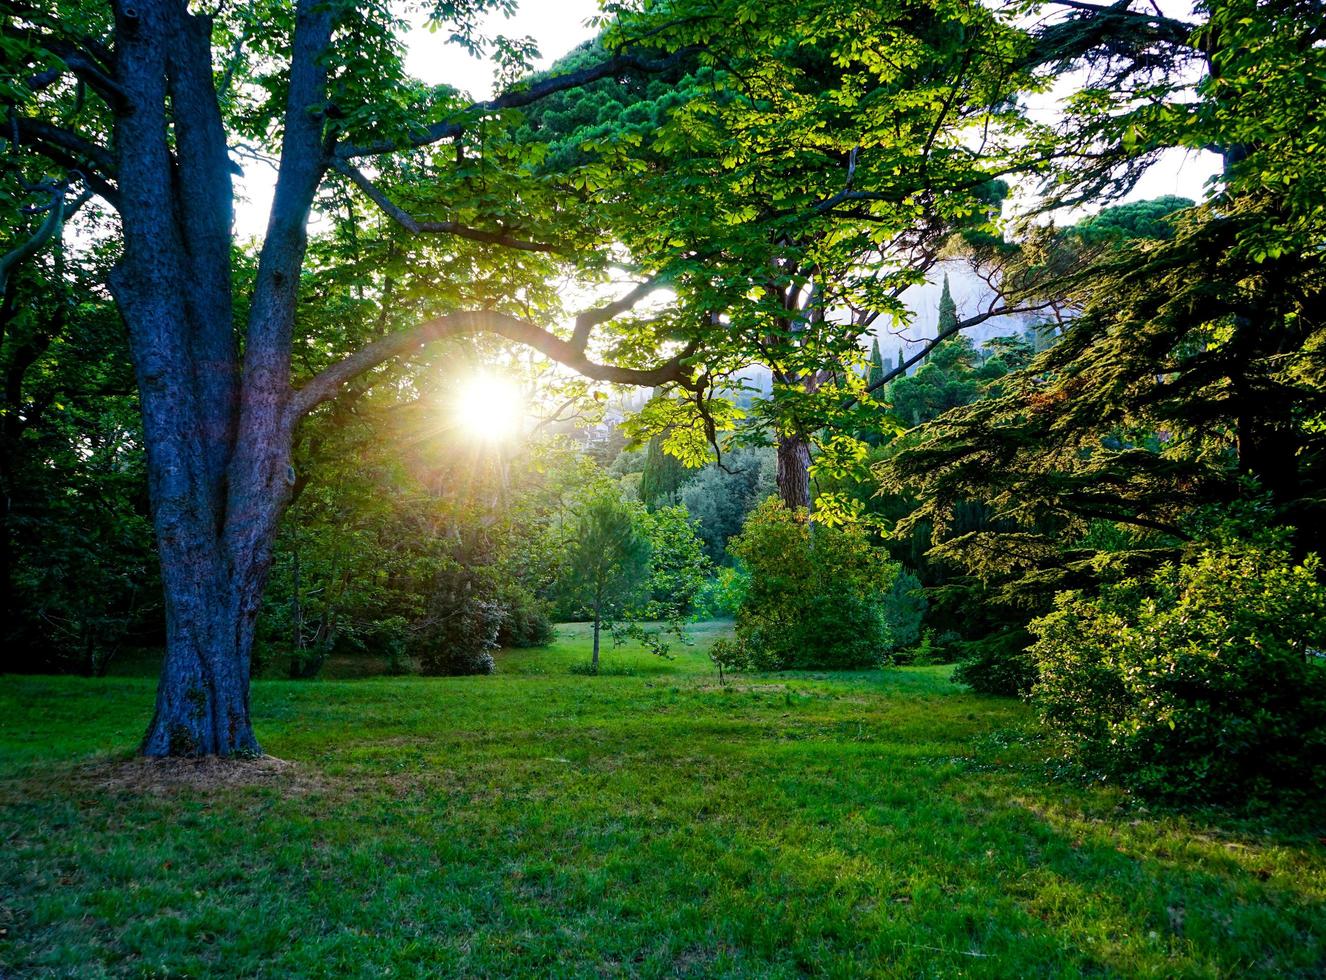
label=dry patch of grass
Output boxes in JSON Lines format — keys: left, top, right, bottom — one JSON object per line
{"left": 75, "top": 754, "right": 316, "bottom": 795}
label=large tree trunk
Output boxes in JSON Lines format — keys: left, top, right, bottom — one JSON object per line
{"left": 106, "top": 0, "right": 329, "bottom": 756}
{"left": 140, "top": 571, "right": 261, "bottom": 755}
{"left": 776, "top": 432, "right": 812, "bottom": 510}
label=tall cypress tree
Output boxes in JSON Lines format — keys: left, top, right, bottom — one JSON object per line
{"left": 867, "top": 337, "right": 885, "bottom": 389}
{"left": 938, "top": 273, "right": 958, "bottom": 333}
{"left": 639, "top": 434, "right": 689, "bottom": 510}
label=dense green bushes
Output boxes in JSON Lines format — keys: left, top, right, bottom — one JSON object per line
{"left": 1029, "top": 546, "right": 1326, "bottom": 802}
{"left": 711, "top": 501, "right": 906, "bottom": 671}
{"left": 951, "top": 630, "right": 1038, "bottom": 696}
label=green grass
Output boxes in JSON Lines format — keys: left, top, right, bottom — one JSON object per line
{"left": 2, "top": 623, "right": 1323, "bottom": 977}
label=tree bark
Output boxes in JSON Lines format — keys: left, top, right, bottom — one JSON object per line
{"left": 776, "top": 432, "right": 812, "bottom": 510}
{"left": 108, "top": 0, "right": 303, "bottom": 757}
{"left": 140, "top": 575, "right": 262, "bottom": 755}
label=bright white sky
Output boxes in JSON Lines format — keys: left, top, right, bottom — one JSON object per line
{"left": 234, "top": 0, "right": 1219, "bottom": 238}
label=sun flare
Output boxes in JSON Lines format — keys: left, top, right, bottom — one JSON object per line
{"left": 455, "top": 374, "right": 525, "bottom": 442}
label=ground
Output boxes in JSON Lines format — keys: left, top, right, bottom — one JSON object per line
{"left": 2, "top": 623, "right": 1323, "bottom": 977}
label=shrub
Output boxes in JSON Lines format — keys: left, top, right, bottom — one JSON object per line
{"left": 1029, "top": 546, "right": 1326, "bottom": 802}
{"left": 951, "top": 629, "right": 1038, "bottom": 695}
{"left": 694, "top": 566, "right": 750, "bottom": 620}
{"left": 713, "top": 500, "right": 901, "bottom": 671}
{"left": 411, "top": 572, "right": 502, "bottom": 676}
{"left": 496, "top": 586, "right": 555, "bottom": 648}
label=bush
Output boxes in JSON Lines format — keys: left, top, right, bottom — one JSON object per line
{"left": 1029, "top": 546, "right": 1326, "bottom": 803}
{"left": 712, "top": 500, "right": 901, "bottom": 671}
{"left": 694, "top": 566, "right": 749, "bottom": 620}
{"left": 951, "top": 629, "right": 1037, "bottom": 695}
{"left": 496, "top": 586, "right": 555, "bottom": 648}
{"left": 411, "top": 573, "right": 502, "bottom": 676}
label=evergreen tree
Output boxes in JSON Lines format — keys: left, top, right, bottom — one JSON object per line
{"left": 937, "top": 274, "right": 958, "bottom": 333}
{"left": 639, "top": 434, "right": 690, "bottom": 510}
{"left": 559, "top": 488, "right": 653, "bottom": 674}
{"left": 867, "top": 338, "right": 885, "bottom": 389}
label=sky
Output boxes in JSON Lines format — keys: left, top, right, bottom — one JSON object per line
{"left": 235, "top": 1, "right": 1220, "bottom": 238}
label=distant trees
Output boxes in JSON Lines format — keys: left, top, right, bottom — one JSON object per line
{"left": 679, "top": 448, "right": 776, "bottom": 563}
{"left": 0, "top": 200, "right": 157, "bottom": 676}
{"left": 887, "top": 336, "right": 986, "bottom": 427}
{"left": 1071, "top": 196, "right": 1194, "bottom": 245}
{"left": 261, "top": 379, "right": 566, "bottom": 679}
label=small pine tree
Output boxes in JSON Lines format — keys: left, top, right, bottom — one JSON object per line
{"left": 559, "top": 489, "right": 652, "bottom": 673}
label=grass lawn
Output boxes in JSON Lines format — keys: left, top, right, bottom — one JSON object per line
{"left": 2, "top": 622, "right": 1323, "bottom": 977}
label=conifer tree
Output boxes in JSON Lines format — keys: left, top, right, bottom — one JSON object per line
{"left": 639, "top": 434, "right": 689, "bottom": 511}
{"left": 867, "top": 338, "right": 885, "bottom": 390}
{"left": 938, "top": 274, "right": 958, "bottom": 333}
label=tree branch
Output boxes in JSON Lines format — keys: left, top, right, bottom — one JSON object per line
{"left": 570, "top": 272, "right": 671, "bottom": 350}
{"left": 287, "top": 309, "right": 699, "bottom": 422}
{"left": 1040, "top": 0, "right": 1195, "bottom": 38}
{"left": 0, "top": 185, "right": 67, "bottom": 295}
{"left": 15, "top": 29, "right": 126, "bottom": 107}
{"left": 9, "top": 115, "right": 117, "bottom": 181}
{"left": 331, "top": 159, "right": 561, "bottom": 253}
{"left": 335, "top": 46, "right": 701, "bottom": 159}
{"left": 842, "top": 300, "right": 1059, "bottom": 411}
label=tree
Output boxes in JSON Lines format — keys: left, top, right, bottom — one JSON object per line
{"left": 512, "top": 9, "right": 1044, "bottom": 511}
{"left": 886, "top": 336, "right": 984, "bottom": 426}
{"left": 0, "top": 0, "right": 767, "bottom": 754}
{"left": 937, "top": 274, "right": 958, "bottom": 334}
{"left": 639, "top": 504, "right": 711, "bottom": 618}
{"left": 678, "top": 447, "right": 775, "bottom": 563}
{"left": 1071, "top": 196, "right": 1194, "bottom": 244}
{"left": 259, "top": 362, "right": 566, "bottom": 680}
{"left": 638, "top": 433, "right": 690, "bottom": 510}
{"left": 558, "top": 487, "right": 652, "bottom": 674}
{"left": 880, "top": 0, "right": 1326, "bottom": 691}
{"left": 867, "top": 338, "right": 885, "bottom": 391}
